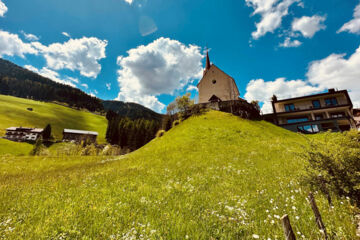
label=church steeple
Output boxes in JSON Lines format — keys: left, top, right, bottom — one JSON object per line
{"left": 206, "top": 51, "right": 211, "bottom": 70}
{"left": 203, "top": 50, "right": 211, "bottom": 76}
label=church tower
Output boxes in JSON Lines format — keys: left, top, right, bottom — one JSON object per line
{"left": 197, "top": 52, "right": 240, "bottom": 103}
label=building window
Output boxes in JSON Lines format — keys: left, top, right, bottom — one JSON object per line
{"left": 330, "top": 112, "right": 345, "bottom": 118}
{"left": 284, "top": 103, "right": 295, "bottom": 112}
{"left": 315, "top": 114, "right": 323, "bottom": 120}
{"left": 297, "top": 124, "right": 320, "bottom": 133}
{"left": 325, "top": 97, "right": 338, "bottom": 106}
{"left": 212, "top": 79, "right": 216, "bottom": 84}
{"left": 287, "top": 117, "right": 308, "bottom": 124}
{"left": 312, "top": 100, "right": 321, "bottom": 108}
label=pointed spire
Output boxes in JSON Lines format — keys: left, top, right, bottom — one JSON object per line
{"left": 206, "top": 51, "right": 211, "bottom": 70}
{"left": 203, "top": 49, "right": 211, "bottom": 76}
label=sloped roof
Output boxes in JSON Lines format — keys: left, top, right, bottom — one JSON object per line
{"left": 63, "top": 129, "right": 98, "bottom": 136}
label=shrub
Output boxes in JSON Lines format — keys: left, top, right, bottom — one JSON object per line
{"left": 156, "top": 130, "right": 165, "bottom": 138}
{"left": 172, "top": 120, "right": 181, "bottom": 128}
{"left": 301, "top": 130, "right": 360, "bottom": 205}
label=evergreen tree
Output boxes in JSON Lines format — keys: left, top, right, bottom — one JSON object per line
{"left": 43, "top": 124, "right": 52, "bottom": 140}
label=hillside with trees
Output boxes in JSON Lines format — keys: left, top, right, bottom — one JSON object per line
{"left": 0, "top": 58, "right": 104, "bottom": 112}
{"left": 102, "top": 100, "right": 163, "bottom": 121}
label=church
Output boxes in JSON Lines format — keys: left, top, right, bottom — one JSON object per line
{"left": 197, "top": 52, "right": 240, "bottom": 103}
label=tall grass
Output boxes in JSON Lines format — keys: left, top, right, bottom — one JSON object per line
{"left": 0, "top": 111, "right": 357, "bottom": 239}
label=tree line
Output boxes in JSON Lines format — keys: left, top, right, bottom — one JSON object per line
{"left": 0, "top": 58, "right": 104, "bottom": 112}
{"left": 105, "top": 110, "right": 161, "bottom": 150}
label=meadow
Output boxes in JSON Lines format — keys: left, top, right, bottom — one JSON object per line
{"left": 0, "top": 111, "right": 357, "bottom": 239}
{"left": 0, "top": 94, "right": 107, "bottom": 143}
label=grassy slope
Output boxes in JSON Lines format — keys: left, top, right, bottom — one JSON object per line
{"left": 0, "top": 111, "right": 356, "bottom": 239}
{"left": 0, "top": 94, "right": 107, "bottom": 143}
{"left": 0, "top": 139, "right": 33, "bottom": 156}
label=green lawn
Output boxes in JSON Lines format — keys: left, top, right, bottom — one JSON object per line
{"left": 0, "top": 139, "right": 33, "bottom": 156}
{"left": 0, "top": 111, "right": 357, "bottom": 239}
{"left": 0, "top": 94, "right": 108, "bottom": 143}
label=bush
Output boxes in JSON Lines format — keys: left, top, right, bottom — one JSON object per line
{"left": 156, "top": 130, "right": 165, "bottom": 138}
{"left": 301, "top": 130, "right": 360, "bottom": 205}
{"left": 172, "top": 120, "right": 181, "bottom": 128}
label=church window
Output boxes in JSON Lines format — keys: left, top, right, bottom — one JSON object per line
{"left": 212, "top": 79, "right": 216, "bottom": 84}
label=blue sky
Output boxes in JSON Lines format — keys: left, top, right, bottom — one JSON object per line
{"left": 0, "top": 0, "right": 360, "bottom": 113}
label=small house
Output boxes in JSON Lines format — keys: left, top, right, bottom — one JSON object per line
{"left": 5, "top": 127, "right": 43, "bottom": 141}
{"left": 62, "top": 129, "right": 98, "bottom": 144}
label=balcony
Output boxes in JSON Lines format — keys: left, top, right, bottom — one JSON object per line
{"left": 276, "top": 103, "right": 350, "bottom": 114}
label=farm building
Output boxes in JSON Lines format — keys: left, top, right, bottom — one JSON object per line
{"left": 62, "top": 129, "right": 98, "bottom": 143}
{"left": 5, "top": 127, "right": 43, "bottom": 141}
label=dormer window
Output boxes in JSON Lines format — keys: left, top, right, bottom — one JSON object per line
{"left": 212, "top": 79, "right": 216, "bottom": 84}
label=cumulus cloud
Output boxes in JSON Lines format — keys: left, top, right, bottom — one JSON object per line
{"left": 246, "top": 0, "right": 301, "bottom": 39}
{"left": 81, "top": 83, "right": 89, "bottom": 89}
{"left": 307, "top": 46, "right": 360, "bottom": 107}
{"left": 245, "top": 45, "right": 360, "bottom": 112}
{"left": 0, "top": 30, "right": 38, "bottom": 57}
{"left": 20, "top": 31, "right": 40, "bottom": 41}
{"left": 279, "top": 37, "right": 302, "bottom": 48}
{"left": 62, "top": 32, "right": 71, "bottom": 38}
{"left": 24, "top": 65, "right": 78, "bottom": 87}
{"left": 244, "top": 78, "right": 321, "bottom": 113}
{"left": 338, "top": 2, "right": 360, "bottom": 34}
{"left": 186, "top": 85, "right": 198, "bottom": 92}
{"left": 32, "top": 37, "right": 108, "bottom": 78}
{"left": 124, "top": 0, "right": 133, "bottom": 4}
{"left": 292, "top": 15, "right": 326, "bottom": 38}
{"left": 0, "top": 0, "right": 7, "bottom": 17}
{"left": 116, "top": 37, "right": 203, "bottom": 112}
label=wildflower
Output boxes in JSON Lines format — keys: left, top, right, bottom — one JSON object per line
{"left": 274, "top": 215, "right": 280, "bottom": 219}
{"left": 292, "top": 206, "right": 296, "bottom": 210}
{"left": 295, "top": 216, "right": 300, "bottom": 220}
{"left": 271, "top": 220, "right": 275, "bottom": 224}
{"left": 252, "top": 234, "right": 260, "bottom": 239}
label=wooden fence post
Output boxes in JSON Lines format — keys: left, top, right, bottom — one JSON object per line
{"left": 308, "top": 192, "right": 328, "bottom": 240}
{"left": 281, "top": 214, "right": 296, "bottom": 240}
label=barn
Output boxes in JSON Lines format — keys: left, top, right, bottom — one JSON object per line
{"left": 62, "top": 129, "right": 98, "bottom": 144}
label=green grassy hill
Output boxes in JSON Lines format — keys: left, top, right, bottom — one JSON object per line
{"left": 0, "top": 94, "right": 108, "bottom": 143}
{"left": 0, "top": 111, "right": 356, "bottom": 239}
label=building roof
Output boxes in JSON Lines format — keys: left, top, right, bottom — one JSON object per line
{"left": 31, "top": 128, "right": 44, "bottom": 133}
{"left": 274, "top": 89, "right": 349, "bottom": 103}
{"left": 6, "top": 127, "right": 43, "bottom": 132}
{"left": 63, "top": 129, "right": 98, "bottom": 136}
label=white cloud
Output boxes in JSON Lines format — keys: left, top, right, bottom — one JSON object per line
{"left": 32, "top": 37, "right": 108, "bottom": 78}
{"left": 0, "top": 0, "right": 7, "bottom": 17}
{"left": 124, "top": 0, "right": 133, "bottom": 4}
{"left": 338, "top": 2, "right": 360, "bottom": 34}
{"left": 307, "top": 46, "right": 360, "bottom": 107}
{"left": 116, "top": 37, "right": 203, "bottom": 112}
{"left": 106, "top": 83, "right": 111, "bottom": 90}
{"left": 81, "top": 83, "right": 89, "bottom": 89}
{"left": 186, "top": 85, "right": 198, "bottom": 92}
{"left": 244, "top": 78, "right": 321, "bottom": 113}
{"left": 0, "top": 30, "right": 38, "bottom": 58}
{"left": 245, "top": 45, "right": 360, "bottom": 112}
{"left": 62, "top": 32, "right": 71, "bottom": 38}
{"left": 279, "top": 37, "right": 302, "bottom": 48}
{"left": 246, "top": 0, "right": 301, "bottom": 39}
{"left": 292, "top": 15, "right": 326, "bottom": 38}
{"left": 20, "top": 31, "right": 40, "bottom": 41}
{"left": 24, "top": 65, "right": 77, "bottom": 88}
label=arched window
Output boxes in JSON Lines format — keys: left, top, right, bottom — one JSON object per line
{"left": 212, "top": 79, "right": 216, "bottom": 84}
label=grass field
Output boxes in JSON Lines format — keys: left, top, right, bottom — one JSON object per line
{"left": 0, "top": 94, "right": 107, "bottom": 143}
{"left": 0, "top": 139, "right": 33, "bottom": 156}
{"left": 0, "top": 111, "right": 357, "bottom": 239}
